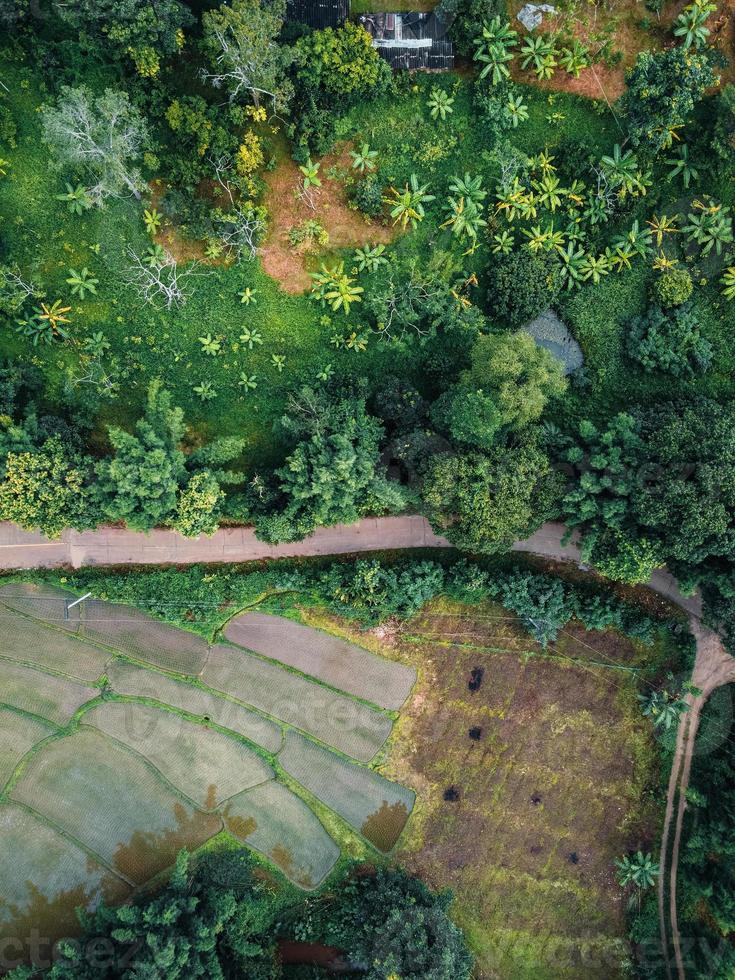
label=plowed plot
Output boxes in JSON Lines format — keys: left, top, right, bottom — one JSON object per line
{"left": 0, "top": 609, "right": 110, "bottom": 682}
{"left": 384, "top": 597, "right": 662, "bottom": 980}
{"left": 83, "top": 701, "right": 273, "bottom": 808}
{"left": 223, "top": 782, "right": 339, "bottom": 889}
{"left": 80, "top": 599, "right": 209, "bottom": 675}
{"left": 0, "top": 707, "right": 55, "bottom": 787}
{"left": 106, "top": 661, "right": 282, "bottom": 753}
{"left": 1, "top": 662, "right": 97, "bottom": 726}
{"left": 225, "top": 612, "right": 416, "bottom": 710}
{"left": 0, "top": 803, "right": 131, "bottom": 959}
{"left": 11, "top": 729, "right": 220, "bottom": 883}
{"left": 280, "top": 732, "right": 414, "bottom": 852}
{"left": 202, "top": 644, "right": 392, "bottom": 762}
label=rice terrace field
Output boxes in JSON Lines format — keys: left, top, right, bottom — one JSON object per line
{"left": 0, "top": 582, "right": 417, "bottom": 952}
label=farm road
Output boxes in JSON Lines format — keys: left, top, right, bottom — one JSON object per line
{"left": 0, "top": 516, "right": 732, "bottom": 978}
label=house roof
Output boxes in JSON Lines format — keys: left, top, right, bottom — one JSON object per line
{"left": 358, "top": 11, "right": 454, "bottom": 70}
{"left": 286, "top": 0, "right": 350, "bottom": 29}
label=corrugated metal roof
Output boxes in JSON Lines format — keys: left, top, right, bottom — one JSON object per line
{"left": 286, "top": 0, "right": 349, "bottom": 29}
{"left": 358, "top": 11, "right": 455, "bottom": 70}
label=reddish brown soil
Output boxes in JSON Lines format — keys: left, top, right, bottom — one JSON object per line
{"left": 259, "top": 143, "right": 396, "bottom": 294}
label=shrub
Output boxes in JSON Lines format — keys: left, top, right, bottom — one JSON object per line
{"left": 349, "top": 173, "right": 384, "bottom": 217}
{"left": 626, "top": 303, "right": 712, "bottom": 376}
{"left": 486, "top": 250, "right": 561, "bottom": 328}
{"left": 651, "top": 268, "right": 693, "bottom": 308}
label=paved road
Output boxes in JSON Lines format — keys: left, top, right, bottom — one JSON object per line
{"left": 0, "top": 515, "right": 728, "bottom": 978}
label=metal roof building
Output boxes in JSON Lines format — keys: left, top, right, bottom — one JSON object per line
{"left": 286, "top": 0, "right": 350, "bottom": 29}
{"left": 358, "top": 11, "right": 454, "bottom": 70}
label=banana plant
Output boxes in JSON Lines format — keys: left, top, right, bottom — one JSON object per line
{"left": 532, "top": 172, "right": 566, "bottom": 212}
{"left": 520, "top": 35, "right": 557, "bottom": 79}
{"left": 143, "top": 208, "right": 162, "bottom": 235}
{"left": 299, "top": 157, "right": 322, "bottom": 191}
{"left": 612, "top": 220, "right": 653, "bottom": 259}
{"left": 55, "top": 182, "right": 93, "bottom": 215}
{"left": 239, "top": 327, "right": 263, "bottom": 349}
{"left": 684, "top": 201, "right": 734, "bottom": 256}
{"left": 441, "top": 197, "right": 487, "bottom": 244}
{"left": 427, "top": 87, "right": 455, "bottom": 120}
{"left": 666, "top": 144, "right": 700, "bottom": 189}
{"left": 238, "top": 287, "right": 258, "bottom": 305}
{"left": 66, "top": 267, "right": 99, "bottom": 299}
{"left": 505, "top": 94, "right": 529, "bottom": 128}
{"left": 673, "top": 0, "right": 716, "bottom": 49}
{"left": 476, "top": 40, "right": 514, "bottom": 84}
{"left": 647, "top": 213, "right": 679, "bottom": 247}
{"left": 238, "top": 372, "right": 258, "bottom": 391}
{"left": 35, "top": 299, "right": 72, "bottom": 334}
{"left": 721, "top": 266, "right": 735, "bottom": 300}
{"left": 558, "top": 242, "right": 586, "bottom": 289}
{"left": 349, "top": 143, "right": 378, "bottom": 173}
{"left": 579, "top": 251, "right": 612, "bottom": 283}
{"left": 530, "top": 149, "right": 556, "bottom": 175}
{"left": 610, "top": 244, "right": 637, "bottom": 272}
{"left": 310, "top": 262, "right": 364, "bottom": 314}
{"left": 449, "top": 173, "right": 486, "bottom": 206}
{"left": 559, "top": 40, "right": 590, "bottom": 77}
{"left": 144, "top": 243, "right": 167, "bottom": 267}
{"left": 474, "top": 15, "right": 518, "bottom": 49}
{"left": 198, "top": 333, "right": 222, "bottom": 356}
{"left": 193, "top": 381, "right": 218, "bottom": 401}
{"left": 354, "top": 243, "right": 388, "bottom": 273}
{"left": 491, "top": 230, "right": 515, "bottom": 254}
{"left": 383, "top": 174, "right": 435, "bottom": 230}
{"left": 652, "top": 251, "right": 680, "bottom": 272}
{"left": 600, "top": 144, "right": 641, "bottom": 197}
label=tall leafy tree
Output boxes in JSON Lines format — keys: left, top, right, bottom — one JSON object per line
{"left": 202, "top": 0, "right": 294, "bottom": 112}
{"left": 55, "top": 0, "right": 192, "bottom": 73}
{"left": 41, "top": 87, "right": 150, "bottom": 204}
{"left": 620, "top": 47, "right": 718, "bottom": 153}
{"left": 422, "top": 441, "right": 560, "bottom": 553}
{"left": 256, "top": 386, "right": 405, "bottom": 543}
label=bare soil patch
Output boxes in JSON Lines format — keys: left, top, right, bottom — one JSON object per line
{"left": 260, "top": 143, "right": 396, "bottom": 294}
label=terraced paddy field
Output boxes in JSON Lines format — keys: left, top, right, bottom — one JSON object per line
{"left": 0, "top": 583, "right": 417, "bottom": 957}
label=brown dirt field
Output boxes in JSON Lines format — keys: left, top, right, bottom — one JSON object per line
{"left": 378, "top": 597, "right": 662, "bottom": 980}
{"left": 259, "top": 143, "right": 396, "bottom": 294}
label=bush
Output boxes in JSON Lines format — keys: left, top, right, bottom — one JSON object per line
{"left": 349, "top": 173, "right": 384, "bottom": 217}
{"left": 485, "top": 250, "right": 561, "bottom": 328}
{"left": 651, "top": 269, "right": 693, "bottom": 308}
{"left": 626, "top": 303, "right": 712, "bottom": 376}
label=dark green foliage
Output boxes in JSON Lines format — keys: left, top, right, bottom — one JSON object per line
{"left": 711, "top": 84, "right": 735, "bottom": 164}
{"left": 55, "top": 0, "right": 192, "bottom": 66}
{"left": 9, "top": 849, "right": 279, "bottom": 979}
{"left": 421, "top": 441, "right": 561, "bottom": 554}
{"left": 349, "top": 173, "right": 384, "bottom": 217}
{"left": 620, "top": 47, "right": 718, "bottom": 153}
{"left": 650, "top": 269, "right": 693, "bottom": 308}
{"left": 485, "top": 250, "right": 561, "bottom": 328}
{"left": 255, "top": 386, "right": 406, "bottom": 543}
{"left": 626, "top": 303, "right": 712, "bottom": 376}
{"left": 319, "top": 868, "right": 473, "bottom": 980}
{"left": 436, "top": 0, "right": 506, "bottom": 56}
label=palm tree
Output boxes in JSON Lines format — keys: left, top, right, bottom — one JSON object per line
{"left": 673, "top": 0, "right": 716, "bottom": 49}
{"left": 310, "top": 262, "right": 364, "bottom": 314}
{"left": 350, "top": 143, "right": 378, "bottom": 173}
{"left": 66, "top": 267, "right": 99, "bottom": 299}
{"left": 721, "top": 266, "right": 735, "bottom": 300}
{"left": 383, "top": 175, "right": 435, "bottom": 230}
{"left": 354, "top": 243, "right": 388, "bottom": 273}
{"left": 427, "top": 87, "right": 455, "bottom": 120}
{"left": 666, "top": 144, "right": 700, "bottom": 189}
